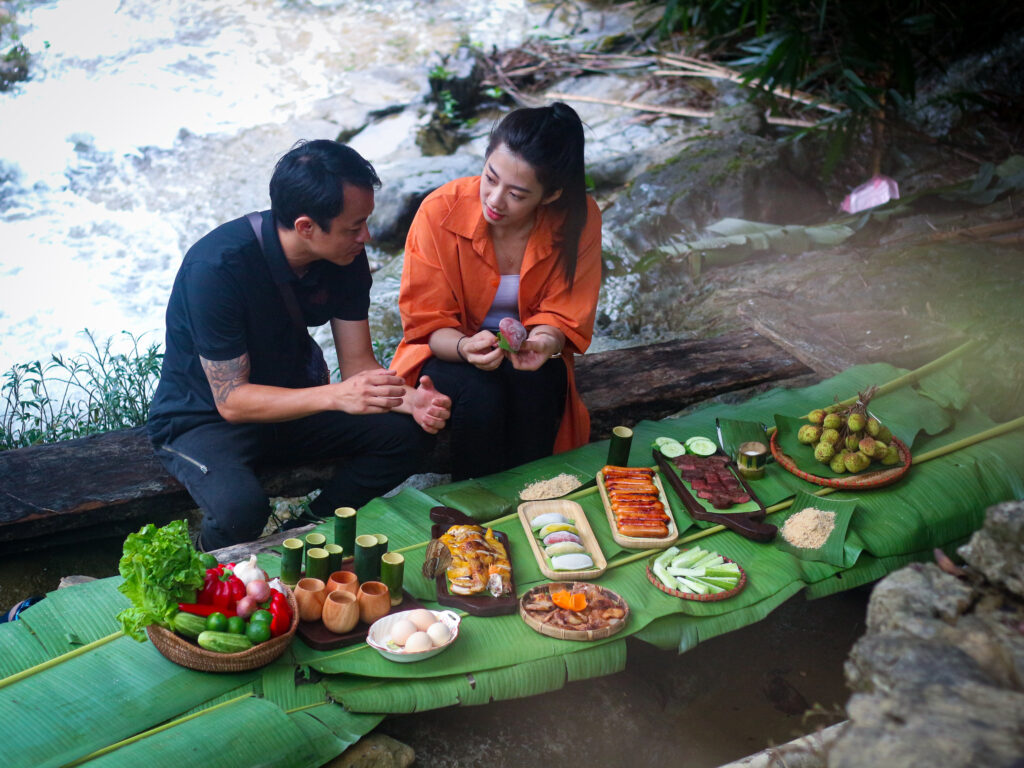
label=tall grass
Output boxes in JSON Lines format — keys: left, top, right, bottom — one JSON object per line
{"left": 0, "top": 330, "right": 163, "bottom": 451}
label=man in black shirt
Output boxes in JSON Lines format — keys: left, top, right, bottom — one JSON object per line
{"left": 148, "top": 140, "right": 450, "bottom": 550}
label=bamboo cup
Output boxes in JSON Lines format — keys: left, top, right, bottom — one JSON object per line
{"left": 373, "top": 533, "right": 389, "bottom": 560}
{"left": 607, "top": 425, "right": 634, "bottom": 466}
{"left": 380, "top": 552, "right": 405, "bottom": 606}
{"left": 354, "top": 534, "right": 380, "bottom": 584}
{"left": 304, "top": 532, "right": 326, "bottom": 564}
{"left": 324, "top": 543, "right": 344, "bottom": 574}
{"left": 280, "top": 538, "right": 304, "bottom": 584}
{"left": 333, "top": 507, "right": 357, "bottom": 560}
{"left": 305, "top": 547, "right": 330, "bottom": 583}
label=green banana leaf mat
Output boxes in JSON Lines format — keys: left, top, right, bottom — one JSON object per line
{"left": 2, "top": 361, "right": 1021, "bottom": 767}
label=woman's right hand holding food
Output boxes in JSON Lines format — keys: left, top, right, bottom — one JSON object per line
{"left": 459, "top": 331, "right": 504, "bottom": 371}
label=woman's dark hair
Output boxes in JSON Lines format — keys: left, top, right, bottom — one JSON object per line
{"left": 486, "top": 102, "right": 587, "bottom": 285}
{"left": 269, "top": 139, "right": 380, "bottom": 232}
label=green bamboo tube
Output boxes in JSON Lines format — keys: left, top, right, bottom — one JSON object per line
{"left": 373, "top": 532, "right": 389, "bottom": 560}
{"left": 280, "top": 537, "right": 304, "bottom": 584}
{"left": 606, "top": 426, "right": 634, "bottom": 466}
{"left": 324, "top": 543, "right": 344, "bottom": 575}
{"left": 304, "top": 532, "right": 326, "bottom": 564}
{"left": 333, "top": 507, "right": 357, "bottom": 559}
{"left": 354, "top": 534, "right": 380, "bottom": 583}
{"left": 381, "top": 552, "right": 405, "bottom": 606}
{"left": 305, "top": 547, "right": 330, "bottom": 582}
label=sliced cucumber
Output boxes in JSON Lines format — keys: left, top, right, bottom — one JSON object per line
{"left": 684, "top": 436, "right": 718, "bottom": 456}
{"left": 657, "top": 439, "right": 686, "bottom": 458}
{"left": 654, "top": 436, "right": 676, "bottom": 447}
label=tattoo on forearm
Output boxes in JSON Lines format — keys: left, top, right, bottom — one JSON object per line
{"left": 200, "top": 354, "right": 250, "bottom": 405}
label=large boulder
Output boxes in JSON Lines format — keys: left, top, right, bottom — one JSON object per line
{"left": 828, "top": 501, "right": 1024, "bottom": 768}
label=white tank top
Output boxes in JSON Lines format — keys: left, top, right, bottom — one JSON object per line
{"left": 481, "top": 275, "right": 520, "bottom": 332}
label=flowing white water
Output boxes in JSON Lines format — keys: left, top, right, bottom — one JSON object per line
{"left": 0, "top": 0, "right": 550, "bottom": 376}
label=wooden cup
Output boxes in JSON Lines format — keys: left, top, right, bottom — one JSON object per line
{"left": 357, "top": 581, "right": 390, "bottom": 625}
{"left": 293, "top": 577, "right": 327, "bottom": 622}
{"left": 326, "top": 569, "right": 359, "bottom": 596}
{"left": 321, "top": 590, "right": 359, "bottom": 634}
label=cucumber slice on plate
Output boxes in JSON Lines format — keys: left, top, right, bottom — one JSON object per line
{"left": 656, "top": 438, "right": 686, "bottom": 458}
{"left": 684, "top": 436, "right": 718, "bottom": 456}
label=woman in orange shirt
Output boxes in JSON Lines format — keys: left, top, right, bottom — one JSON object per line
{"left": 391, "top": 103, "right": 601, "bottom": 480}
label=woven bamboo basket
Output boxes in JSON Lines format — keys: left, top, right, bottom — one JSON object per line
{"left": 146, "top": 587, "right": 299, "bottom": 673}
{"left": 519, "top": 582, "right": 629, "bottom": 641}
{"left": 770, "top": 431, "right": 912, "bottom": 489}
{"left": 646, "top": 551, "right": 747, "bottom": 602}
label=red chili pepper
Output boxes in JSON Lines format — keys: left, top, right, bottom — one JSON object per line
{"left": 177, "top": 602, "right": 237, "bottom": 618}
{"left": 266, "top": 590, "right": 292, "bottom": 637}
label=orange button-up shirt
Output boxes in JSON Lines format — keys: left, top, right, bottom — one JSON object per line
{"left": 391, "top": 175, "right": 602, "bottom": 452}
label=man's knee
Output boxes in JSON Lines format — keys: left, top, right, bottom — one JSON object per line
{"left": 197, "top": 475, "right": 269, "bottom": 550}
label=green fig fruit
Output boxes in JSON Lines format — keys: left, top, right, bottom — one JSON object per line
{"left": 871, "top": 440, "right": 889, "bottom": 460}
{"left": 829, "top": 453, "right": 848, "bottom": 473}
{"left": 807, "top": 409, "right": 826, "bottom": 425}
{"left": 866, "top": 417, "right": 881, "bottom": 437}
{"left": 845, "top": 433, "right": 862, "bottom": 451}
{"left": 858, "top": 436, "right": 877, "bottom": 456}
{"left": 876, "top": 425, "right": 892, "bottom": 443}
{"left": 847, "top": 412, "right": 866, "bottom": 432}
{"left": 823, "top": 413, "right": 843, "bottom": 429}
{"left": 814, "top": 441, "right": 836, "bottom": 463}
{"left": 798, "top": 425, "right": 822, "bottom": 444}
{"left": 820, "top": 428, "right": 840, "bottom": 445}
{"left": 881, "top": 445, "right": 900, "bottom": 465}
{"left": 844, "top": 451, "right": 871, "bottom": 473}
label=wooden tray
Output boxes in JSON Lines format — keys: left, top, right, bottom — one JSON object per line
{"left": 430, "top": 507, "right": 517, "bottom": 617}
{"left": 296, "top": 589, "right": 426, "bottom": 651}
{"left": 646, "top": 551, "right": 748, "bottom": 602}
{"left": 519, "top": 582, "right": 629, "bottom": 641}
{"left": 597, "top": 468, "right": 679, "bottom": 549}
{"left": 653, "top": 450, "right": 777, "bottom": 543}
{"left": 770, "top": 431, "right": 912, "bottom": 489}
{"left": 517, "top": 499, "right": 607, "bottom": 580}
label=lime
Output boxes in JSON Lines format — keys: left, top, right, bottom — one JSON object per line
{"left": 227, "top": 615, "right": 247, "bottom": 635}
{"left": 685, "top": 436, "right": 718, "bottom": 456}
{"left": 245, "top": 621, "right": 272, "bottom": 644}
{"left": 205, "top": 612, "right": 229, "bottom": 633}
{"left": 197, "top": 552, "right": 218, "bottom": 569}
{"left": 250, "top": 609, "right": 273, "bottom": 626}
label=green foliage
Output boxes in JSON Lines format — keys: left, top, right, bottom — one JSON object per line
{"left": 0, "top": 329, "right": 163, "bottom": 450}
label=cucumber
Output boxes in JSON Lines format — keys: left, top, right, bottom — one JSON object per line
{"left": 197, "top": 630, "right": 254, "bottom": 654}
{"left": 684, "top": 436, "right": 718, "bottom": 456}
{"left": 172, "top": 611, "right": 209, "bottom": 641}
{"left": 657, "top": 439, "right": 686, "bottom": 458}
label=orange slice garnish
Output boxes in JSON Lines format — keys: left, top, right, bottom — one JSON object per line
{"left": 551, "top": 589, "right": 588, "bottom": 612}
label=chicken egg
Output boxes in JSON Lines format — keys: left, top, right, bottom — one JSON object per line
{"left": 426, "top": 621, "right": 451, "bottom": 646}
{"left": 404, "top": 630, "right": 433, "bottom": 653}
{"left": 407, "top": 609, "right": 437, "bottom": 631}
{"left": 389, "top": 618, "right": 418, "bottom": 647}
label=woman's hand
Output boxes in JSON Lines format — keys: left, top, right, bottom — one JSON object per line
{"left": 509, "top": 327, "right": 564, "bottom": 371}
{"left": 462, "top": 331, "right": 504, "bottom": 371}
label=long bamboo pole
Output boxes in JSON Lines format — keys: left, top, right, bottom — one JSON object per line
{"left": 63, "top": 693, "right": 255, "bottom": 767}
{"left": 0, "top": 629, "right": 124, "bottom": 691}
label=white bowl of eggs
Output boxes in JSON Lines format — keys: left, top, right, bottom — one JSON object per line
{"left": 366, "top": 608, "right": 461, "bottom": 662}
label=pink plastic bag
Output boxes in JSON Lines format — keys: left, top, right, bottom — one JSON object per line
{"left": 841, "top": 175, "right": 900, "bottom": 213}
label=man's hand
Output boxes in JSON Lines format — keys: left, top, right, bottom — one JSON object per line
{"left": 323, "top": 369, "right": 406, "bottom": 414}
{"left": 408, "top": 375, "right": 451, "bottom": 434}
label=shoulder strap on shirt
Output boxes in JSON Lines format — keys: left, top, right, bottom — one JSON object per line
{"left": 246, "top": 211, "right": 306, "bottom": 334}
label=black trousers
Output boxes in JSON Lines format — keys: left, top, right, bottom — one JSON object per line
{"left": 422, "top": 355, "right": 567, "bottom": 480}
{"left": 155, "top": 411, "right": 432, "bottom": 550}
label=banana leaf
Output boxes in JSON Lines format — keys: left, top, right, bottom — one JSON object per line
{"left": 0, "top": 359, "right": 1018, "bottom": 763}
{"left": 772, "top": 490, "right": 859, "bottom": 567}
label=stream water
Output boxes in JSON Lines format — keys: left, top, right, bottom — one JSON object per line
{"left": 0, "top": 0, "right": 564, "bottom": 376}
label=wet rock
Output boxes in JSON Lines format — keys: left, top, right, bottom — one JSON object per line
{"left": 324, "top": 733, "right": 414, "bottom": 768}
{"left": 371, "top": 155, "right": 480, "bottom": 250}
{"left": 958, "top": 500, "right": 1024, "bottom": 598}
{"left": 829, "top": 503, "right": 1024, "bottom": 768}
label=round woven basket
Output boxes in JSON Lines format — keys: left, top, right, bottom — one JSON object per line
{"left": 771, "top": 431, "right": 912, "bottom": 489}
{"left": 646, "top": 552, "right": 747, "bottom": 602}
{"left": 146, "top": 587, "right": 299, "bottom": 673}
{"left": 519, "top": 582, "right": 629, "bottom": 641}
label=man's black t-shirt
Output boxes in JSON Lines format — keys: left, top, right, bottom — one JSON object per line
{"left": 147, "top": 210, "right": 372, "bottom": 448}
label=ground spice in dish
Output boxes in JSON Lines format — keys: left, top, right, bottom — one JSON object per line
{"left": 520, "top": 473, "right": 583, "bottom": 500}
{"left": 781, "top": 507, "right": 836, "bottom": 549}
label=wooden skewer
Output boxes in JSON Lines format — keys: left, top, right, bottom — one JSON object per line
{"left": 546, "top": 91, "right": 715, "bottom": 119}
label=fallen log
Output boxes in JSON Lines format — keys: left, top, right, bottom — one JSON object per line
{"left": 0, "top": 330, "right": 812, "bottom": 551}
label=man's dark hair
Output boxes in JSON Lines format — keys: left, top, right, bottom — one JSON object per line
{"left": 269, "top": 140, "right": 381, "bottom": 232}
